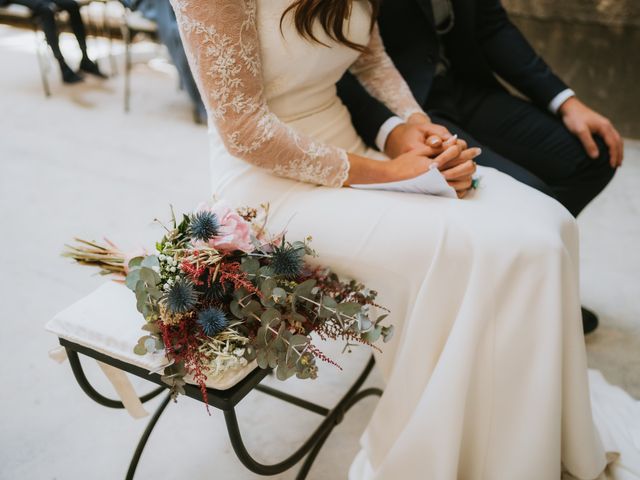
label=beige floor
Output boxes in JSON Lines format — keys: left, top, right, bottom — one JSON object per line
{"left": 0, "top": 27, "right": 638, "bottom": 480}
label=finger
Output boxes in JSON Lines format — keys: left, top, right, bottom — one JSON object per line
{"left": 614, "top": 129, "right": 624, "bottom": 167}
{"left": 443, "top": 160, "right": 477, "bottom": 181}
{"left": 608, "top": 126, "right": 624, "bottom": 167}
{"left": 441, "top": 148, "right": 481, "bottom": 172}
{"left": 442, "top": 134, "right": 458, "bottom": 148}
{"left": 449, "top": 178, "right": 473, "bottom": 191}
{"left": 577, "top": 128, "right": 599, "bottom": 159}
{"left": 430, "top": 124, "right": 453, "bottom": 140}
{"left": 425, "top": 135, "right": 443, "bottom": 148}
{"left": 457, "top": 189, "right": 468, "bottom": 199}
{"left": 434, "top": 144, "right": 463, "bottom": 169}
{"left": 597, "top": 124, "right": 620, "bottom": 168}
{"left": 455, "top": 138, "right": 468, "bottom": 151}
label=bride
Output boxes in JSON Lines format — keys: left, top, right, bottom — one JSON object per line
{"left": 170, "top": 0, "right": 639, "bottom": 478}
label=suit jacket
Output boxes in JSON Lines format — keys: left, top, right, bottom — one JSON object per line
{"left": 338, "top": 0, "right": 569, "bottom": 148}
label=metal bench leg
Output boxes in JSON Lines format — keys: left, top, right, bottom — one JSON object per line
{"left": 126, "top": 393, "right": 172, "bottom": 480}
{"left": 223, "top": 356, "right": 382, "bottom": 478}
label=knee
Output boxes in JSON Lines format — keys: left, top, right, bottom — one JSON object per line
{"left": 32, "top": 2, "right": 56, "bottom": 18}
{"left": 57, "top": 0, "right": 79, "bottom": 13}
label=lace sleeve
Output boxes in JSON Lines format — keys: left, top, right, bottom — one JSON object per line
{"left": 171, "top": 0, "right": 350, "bottom": 187}
{"left": 349, "top": 23, "right": 425, "bottom": 120}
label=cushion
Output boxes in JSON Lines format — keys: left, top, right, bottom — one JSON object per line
{"left": 46, "top": 282, "right": 256, "bottom": 391}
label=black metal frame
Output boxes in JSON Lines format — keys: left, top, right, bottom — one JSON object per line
{"left": 59, "top": 337, "right": 382, "bottom": 479}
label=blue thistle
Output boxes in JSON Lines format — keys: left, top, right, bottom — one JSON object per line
{"left": 205, "top": 280, "right": 232, "bottom": 303}
{"left": 270, "top": 245, "right": 305, "bottom": 278}
{"left": 165, "top": 278, "right": 198, "bottom": 314}
{"left": 198, "top": 307, "right": 229, "bottom": 337}
{"left": 189, "top": 211, "right": 220, "bottom": 242}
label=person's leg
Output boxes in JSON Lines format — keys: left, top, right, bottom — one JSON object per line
{"left": 430, "top": 113, "right": 599, "bottom": 334}
{"left": 460, "top": 89, "right": 615, "bottom": 217}
{"left": 155, "top": 0, "right": 206, "bottom": 122}
{"left": 11, "top": 0, "right": 83, "bottom": 82}
{"left": 429, "top": 113, "right": 557, "bottom": 200}
{"left": 51, "top": 0, "right": 106, "bottom": 77}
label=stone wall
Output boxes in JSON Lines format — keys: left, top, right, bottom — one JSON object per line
{"left": 503, "top": 0, "right": 640, "bottom": 27}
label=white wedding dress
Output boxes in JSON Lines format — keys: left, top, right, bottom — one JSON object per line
{"left": 171, "top": 0, "right": 640, "bottom": 478}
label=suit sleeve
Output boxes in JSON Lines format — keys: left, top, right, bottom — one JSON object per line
{"left": 476, "top": 0, "right": 569, "bottom": 108}
{"left": 336, "top": 72, "right": 396, "bottom": 150}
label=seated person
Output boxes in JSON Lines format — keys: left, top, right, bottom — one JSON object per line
{"left": 1, "top": 0, "right": 106, "bottom": 83}
{"left": 128, "top": 0, "right": 206, "bottom": 123}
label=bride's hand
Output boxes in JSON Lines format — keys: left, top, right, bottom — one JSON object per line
{"left": 437, "top": 138, "right": 481, "bottom": 198}
{"left": 384, "top": 143, "right": 465, "bottom": 182}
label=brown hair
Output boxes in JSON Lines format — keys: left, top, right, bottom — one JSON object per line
{"left": 281, "top": 0, "right": 380, "bottom": 53}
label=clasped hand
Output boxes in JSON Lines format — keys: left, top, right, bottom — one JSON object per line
{"left": 385, "top": 114, "right": 480, "bottom": 198}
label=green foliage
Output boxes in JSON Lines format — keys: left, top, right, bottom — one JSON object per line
{"left": 126, "top": 255, "right": 162, "bottom": 322}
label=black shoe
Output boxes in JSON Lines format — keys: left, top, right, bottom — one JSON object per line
{"left": 582, "top": 307, "right": 599, "bottom": 335}
{"left": 61, "top": 63, "right": 83, "bottom": 84}
{"left": 79, "top": 58, "right": 108, "bottom": 79}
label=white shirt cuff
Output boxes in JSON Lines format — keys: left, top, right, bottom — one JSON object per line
{"left": 375, "top": 116, "right": 404, "bottom": 153}
{"left": 548, "top": 89, "right": 575, "bottom": 115}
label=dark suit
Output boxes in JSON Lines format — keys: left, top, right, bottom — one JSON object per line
{"left": 338, "top": 0, "right": 615, "bottom": 216}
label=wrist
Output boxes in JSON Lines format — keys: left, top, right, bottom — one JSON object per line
{"left": 407, "top": 112, "right": 430, "bottom": 125}
{"left": 384, "top": 123, "right": 405, "bottom": 158}
{"left": 558, "top": 96, "right": 579, "bottom": 117}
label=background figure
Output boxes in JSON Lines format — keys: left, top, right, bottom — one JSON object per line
{"left": 133, "top": 0, "right": 206, "bottom": 123}
{"left": 0, "top": 0, "right": 105, "bottom": 83}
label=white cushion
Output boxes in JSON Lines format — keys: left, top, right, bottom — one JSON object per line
{"left": 46, "top": 282, "right": 256, "bottom": 391}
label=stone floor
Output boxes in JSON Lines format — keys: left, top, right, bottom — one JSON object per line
{"left": 0, "top": 27, "right": 638, "bottom": 480}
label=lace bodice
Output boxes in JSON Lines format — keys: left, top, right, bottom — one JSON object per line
{"left": 172, "top": 0, "right": 424, "bottom": 187}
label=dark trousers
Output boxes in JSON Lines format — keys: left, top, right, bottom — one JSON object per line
{"left": 426, "top": 75, "right": 616, "bottom": 217}
{"left": 11, "top": 0, "right": 87, "bottom": 63}
{"left": 152, "top": 0, "right": 205, "bottom": 119}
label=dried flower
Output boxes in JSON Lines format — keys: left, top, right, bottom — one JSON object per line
{"left": 165, "top": 278, "right": 198, "bottom": 314}
{"left": 271, "top": 244, "right": 304, "bottom": 278}
{"left": 189, "top": 211, "right": 220, "bottom": 242}
{"left": 197, "top": 307, "right": 229, "bottom": 337}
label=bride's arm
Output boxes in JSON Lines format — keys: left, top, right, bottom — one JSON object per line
{"left": 171, "top": 0, "right": 404, "bottom": 187}
{"left": 349, "top": 23, "right": 428, "bottom": 123}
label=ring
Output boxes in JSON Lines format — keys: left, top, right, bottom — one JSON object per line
{"left": 471, "top": 178, "right": 480, "bottom": 190}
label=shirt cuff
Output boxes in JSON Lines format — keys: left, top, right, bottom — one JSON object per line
{"left": 375, "top": 116, "right": 404, "bottom": 153}
{"left": 548, "top": 89, "right": 576, "bottom": 115}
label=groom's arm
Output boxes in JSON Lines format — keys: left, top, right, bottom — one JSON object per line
{"left": 336, "top": 72, "right": 396, "bottom": 150}
{"left": 476, "top": 0, "right": 624, "bottom": 166}
{"left": 476, "top": 0, "right": 571, "bottom": 112}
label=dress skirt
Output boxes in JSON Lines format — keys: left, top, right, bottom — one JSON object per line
{"left": 207, "top": 128, "right": 607, "bottom": 480}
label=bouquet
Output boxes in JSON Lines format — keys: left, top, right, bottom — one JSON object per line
{"left": 64, "top": 200, "right": 393, "bottom": 404}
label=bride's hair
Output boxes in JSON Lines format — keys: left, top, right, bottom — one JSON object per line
{"left": 281, "top": 0, "right": 380, "bottom": 53}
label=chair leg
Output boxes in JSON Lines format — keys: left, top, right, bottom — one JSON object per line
{"left": 125, "top": 393, "right": 172, "bottom": 480}
{"left": 105, "top": 1, "right": 117, "bottom": 75}
{"left": 33, "top": 27, "right": 51, "bottom": 97}
{"left": 123, "top": 26, "right": 131, "bottom": 112}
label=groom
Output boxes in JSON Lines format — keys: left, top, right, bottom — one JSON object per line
{"left": 337, "top": 0, "right": 624, "bottom": 333}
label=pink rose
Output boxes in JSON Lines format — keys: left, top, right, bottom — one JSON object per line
{"left": 195, "top": 201, "right": 254, "bottom": 253}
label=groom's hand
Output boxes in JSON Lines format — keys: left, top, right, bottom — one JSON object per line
{"left": 384, "top": 114, "right": 453, "bottom": 158}
{"left": 559, "top": 97, "right": 624, "bottom": 168}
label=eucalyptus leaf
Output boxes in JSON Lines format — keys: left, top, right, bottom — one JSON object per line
{"left": 362, "top": 326, "right": 382, "bottom": 343}
{"left": 128, "top": 256, "right": 144, "bottom": 269}
{"left": 294, "top": 279, "right": 316, "bottom": 298}
{"left": 240, "top": 257, "right": 260, "bottom": 275}
{"left": 271, "top": 287, "right": 287, "bottom": 303}
{"left": 125, "top": 270, "right": 141, "bottom": 291}
{"left": 133, "top": 343, "right": 147, "bottom": 355}
{"left": 141, "top": 255, "right": 160, "bottom": 269}
{"left": 260, "top": 277, "right": 277, "bottom": 297}
{"left": 337, "top": 302, "right": 362, "bottom": 317}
